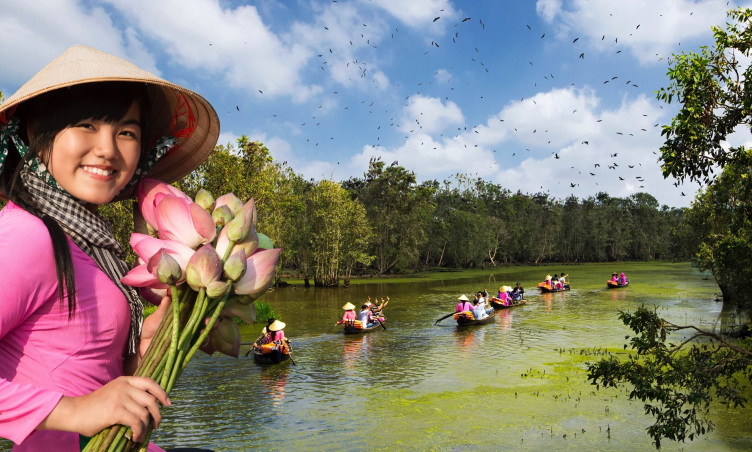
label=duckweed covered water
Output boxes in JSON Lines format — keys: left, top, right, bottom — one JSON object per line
{"left": 3, "top": 262, "right": 751, "bottom": 451}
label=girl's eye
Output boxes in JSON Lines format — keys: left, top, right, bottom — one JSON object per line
{"left": 120, "top": 130, "right": 139, "bottom": 138}
{"left": 78, "top": 123, "right": 95, "bottom": 130}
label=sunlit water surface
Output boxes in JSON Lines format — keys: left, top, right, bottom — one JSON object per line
{"left": 3, "top": 262, "right": 751, "bottom": 451}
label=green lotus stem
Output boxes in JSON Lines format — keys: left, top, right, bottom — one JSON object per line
{"left": 84, "top": 432, "right": 103, "bottom": 452}
{"left": 137, "top": 427, "right": 153, "bottom": 452}
{"left": 138, "top": 321, "right": 172, "bottom": 378}
{"left": 160, "top": 284, "right": 181, "bottom": 388}
{"left": 151, "top": 354, "right": 167, "bottom": 381}
{"left": 183, "top": 283, "right": 233, "bottom": 370}
{"left": 165, "top": 343, "right": 187, "bottom": 394}
{"left": 179, "top": 289, "right": 206, "bottom": 349}
{"left": 221, "top": 240, "right": 235, "bottom": 262}
{"left": 143, "top": 326, "right": 173, "bottom": 380}
{"left": 109, "top": 433, "right": 126, "bottom": 452}
{"left": 104, "top": 426, "right": 125, "bottom": 452}
{"left": 96, "top": 427, "right": 118, "bottom": 452}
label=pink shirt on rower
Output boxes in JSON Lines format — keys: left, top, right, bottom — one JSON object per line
{"left": 456, "top": 302, "right": 472, "bottom": 312}
{"left": 0, "top": 202, "right": 163, "bottom": 452}
{"left": 268, "top": 330, "right": 285, "bottom": 342}
{"left": 340, "top": 310, "right": 356, "bottom": 323}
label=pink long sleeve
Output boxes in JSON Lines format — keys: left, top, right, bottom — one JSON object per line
{"left": 0, "top": 203, "right": 166, "bottom": 451}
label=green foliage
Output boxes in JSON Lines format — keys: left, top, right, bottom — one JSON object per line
{"left": 254, "top": 301, "right": 278, "bottom": 324}
{"left": 657, "top": 8, "right": 752, "bottom": 184}
{"left": 98, "top": 199, "right": 138, "bottom": 263}
{"left": 587, "top": 306, "right": 752, "bottom": 449}
{"left": 683, "top": 162, "right": 752, "bottom": 304}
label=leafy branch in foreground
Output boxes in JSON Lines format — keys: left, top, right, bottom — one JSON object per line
{"left": 587, "top": 306, "right": 752, "bottom": 449}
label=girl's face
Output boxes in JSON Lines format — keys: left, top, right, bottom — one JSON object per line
{"left": 47, "top": 101, "right": 141, "bottom": 205}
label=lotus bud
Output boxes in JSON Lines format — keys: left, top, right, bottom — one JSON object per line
{"left": 241, "top": 198, "right": 258, "bottom": 228}
{"left": 212, "top": 205, "right": 234, "bottom": 227}
{"left": 151, "top": 250, "right": 182, "bottom": 285}
{"left": 227, "top": 210, "right": 251, "bottom": 242}
{"left": 224, "top": 300, "right": 257, "bottom": 324}
{"left": 215, "top": 193, "right": 244, "bottom": 215}
{"left": 206, "top": 280, "right": 230, "bottom": 298}
{"left": 195, "top": 189, "right": 215, "bottom": 212}
{"left": 224, "top": 249, "right": 247, "bottom": 282}
{"left": 185, "top": 245, "right": 223, "bottom": 291}
{"left": 209, "top": 318, "right": 240, "bottom": 358}
{"left": 232, "top": 228, "right": 259, "bottom": 257}
{"left": 234, "top": 248, "right": 281, "bottom": 296}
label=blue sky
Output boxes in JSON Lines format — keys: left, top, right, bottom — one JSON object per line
{"left": 2, "top": 0, "right": 748, "bottom": 207}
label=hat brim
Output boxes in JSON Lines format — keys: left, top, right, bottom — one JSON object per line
{"left": 0, "top": 45, "right": 219, "bottom": 201}
{"left": 268, "top": 320, "right": 286, "bottom": 331}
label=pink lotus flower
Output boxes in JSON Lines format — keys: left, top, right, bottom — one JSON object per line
{"left": 209, "top": 318, "right": 240, "bottom": 358}
{"left": 185, "top": 244, "right": 223, "bottom": 291}
{"left": 136, "top": 178, "right": 191, "bottom": 232}
{"left": 234, "top": 248, "right": 281, "bottom": 298}
{"left": 139, "top": 286, "right": 167, "bottom": 306}
{"left": 156, "top": 195, "right": 217, "bottom": 249}
{"left": 130, "top": 233, "right": 194, "bottom": 274}
{"left": 153, "top": 250, "right": 182, "bottom": 285}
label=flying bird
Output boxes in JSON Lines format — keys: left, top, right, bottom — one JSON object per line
{"left": 463, "top": 17, "right": 472, "bottom": 22}
{"left": 573, "top": 38, "right": 579, "bottom": 43}
{"left": 433, "top": 17, "right": 440, "bottom": 22}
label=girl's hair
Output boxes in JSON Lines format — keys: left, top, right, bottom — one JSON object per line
{"left": 1, "top": 82, "right": 151, "bottom": 317}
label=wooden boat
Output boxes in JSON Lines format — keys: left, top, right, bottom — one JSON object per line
{"left": 343, "top": 318, "right": 386, "bottom": 334}
{"left": 489, "top": 298, "right": 527, "bottom": 310}
{"left": 607, "top": 280, "right": 629, "bottom": 289}
{"left": 455, "top": 308, "right": 496, "bottom": 326}
{"left": 253, "top": 347, "right": 291, "bottom": 364}
{"left": 252, "top": 341, "right": 292, "bottom": 364}
{"left": 537, "top": 282, "right": 570, "bottom": 293}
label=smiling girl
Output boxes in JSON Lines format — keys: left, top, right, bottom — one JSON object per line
{"left": 0, "top": 45, "right": 218, "bottom": 451}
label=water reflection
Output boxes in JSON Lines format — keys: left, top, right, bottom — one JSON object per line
{"left": 2, "top": 263, "right": 744, "bottom": 452}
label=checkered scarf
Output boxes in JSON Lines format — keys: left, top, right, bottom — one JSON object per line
{"left": 20, "top": 169, "right": 143, "bottom": 356}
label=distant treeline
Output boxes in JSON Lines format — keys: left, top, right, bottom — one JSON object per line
{"left": 0, "top": 137, "right": 691, "bottom": 287}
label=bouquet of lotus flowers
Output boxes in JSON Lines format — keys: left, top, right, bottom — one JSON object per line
{"left": 82, "top": 179, "right": 280, "bottom": 452}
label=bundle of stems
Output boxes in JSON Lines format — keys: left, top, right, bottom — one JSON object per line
{"left": 82, "top": 243, "right": 240, "bottom": 452}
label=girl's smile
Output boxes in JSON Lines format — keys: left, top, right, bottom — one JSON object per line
{"left": 46, "top": 101, "right": 142, "bottom": 205}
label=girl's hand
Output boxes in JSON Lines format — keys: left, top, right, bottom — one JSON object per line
{"left": 38, "top": 376, "right": 170, "bottom": 443}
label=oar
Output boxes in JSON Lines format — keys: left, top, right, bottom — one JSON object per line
{"left": 325, "top": 322, "right": 340, "bottom": 333}
{"left": 376, "top": 317, "right": 387, "bottom": 330}
{"left": 434, "top": 312, "right": 456, "bottom": 324}
{"left": 286, "top": 340, "right": 296, "bottom": 366}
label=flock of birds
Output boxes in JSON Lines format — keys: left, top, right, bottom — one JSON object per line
{"left": 222, "top": 2, "right": 711, "bottom": 199}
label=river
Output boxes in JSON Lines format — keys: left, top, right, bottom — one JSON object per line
{"left": 2, "top": 262, "right": 751, "bottom": 451}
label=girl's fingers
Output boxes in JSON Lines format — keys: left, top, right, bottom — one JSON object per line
{"left": 120, "top": 403, "right": 148, "bottom": 443}
{"left": 127, "top": 376, "right": 171, "bottom": 407}
{"left": 129, "top": 389, "right": 163, "bottom": 428}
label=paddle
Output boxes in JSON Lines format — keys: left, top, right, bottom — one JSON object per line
{"left": 286, "top": 340, "right": 296, "bottom": 366}
{"left": 376, "top": 317, "right": 387, "bottom": 330}
{"left": 434, "top": 312, "right": 456, "bottom": 324}
{"left": 325, "top": 322, "right": 340, "bottom": 333}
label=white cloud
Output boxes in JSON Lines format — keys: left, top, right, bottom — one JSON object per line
{"left": 434, "top": 69, "right": 452, "bottom": 84}
{"left": 362, "top": 0, "right": 458, "bottom": 28}
{"left": 103, "top": 0, "right": 325, "bottom": 102}
{"left": 217, "top": 131, "right": 241, "bottom": 148}
{"left": 536, "top": 0, "right": 562, "bottom": 23}
{"left": 400, "top": 95, "right": 464, "bottom": 134}
{"left": 536, "top": 0, "right": 748, "bottom": 64}
{"left": 0, "top": 0, "right": 159, "bottom": 88}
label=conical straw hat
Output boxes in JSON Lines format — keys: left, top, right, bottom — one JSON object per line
{"left": 268, "top": 320, "right": 286, "bottom": 331}
{"left": 457, "top": 294, "right": 469, "bottom": 301}
{"left": 342, "top": 302, "right": 356, "bottom": 310}
{"left": 502, "top": 286, "right": 512, "bottom": 292}
{"left": 0, "top": 45, "right": 219, "bottom": 197}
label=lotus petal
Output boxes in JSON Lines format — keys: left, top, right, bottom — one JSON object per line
{"left": 215, "top": 193, "right": 243, "bottom": 215}
{"left": 121, "top": 264, "right": 159, "bottom": 287}
{"left": 137, "top": 178, "right": 190, "bottom": 231}
{"left": 209, "top": 318, "right": 240, "bottom": 358}
{"left": 234, "top": 248, "right": 281, "bottom": 296}
{"left": 130, "top": 233, "right": 194, "bottom": 273}
{"left": 224, "top": 300, "right": 257, "bottom": 324}
{"left": 156, "top": 195, "right": 214, "bottom": 249}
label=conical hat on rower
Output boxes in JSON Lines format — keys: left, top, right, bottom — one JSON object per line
{"left": 457, "top": 294, "right": 469, "bottom": 301}
{"left": 0, "top": 45, "right": 219, "bottom": 200}
{"left": 502, "top": 286, "right": 513, "bottom": 292}
{"left": 268, "top": 320, "right": 286, "bottom": 331}
{"left": 342, "top": 302, "right": 356, "bottom": 310}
